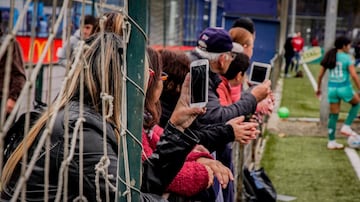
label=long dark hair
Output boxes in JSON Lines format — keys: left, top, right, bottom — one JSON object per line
{"left": 144, "top": 47, "right": 162, "bottom": 129}
{"left": 321, "top": 36, "right": 351, "bottom": 69}
{"left": 159, "top": 49, "right": 190, "bottom": 96}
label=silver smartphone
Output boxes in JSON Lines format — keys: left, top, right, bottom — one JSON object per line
{"left": 248, "top": 61, "right": 272, "bottom": 85}
{"left": 189, "top": 59, "right": 209, "bottom": 108}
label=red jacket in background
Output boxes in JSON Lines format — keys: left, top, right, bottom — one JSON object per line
{"left": 291, "top": 36, "right": 304, "bottom": 52}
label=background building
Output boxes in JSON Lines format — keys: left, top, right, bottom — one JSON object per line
{"left": 2, "top": 0, "right": 360, "bottom": 62}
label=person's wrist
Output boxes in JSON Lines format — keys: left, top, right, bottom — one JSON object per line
{"left": 168, "top": 120, "right": 185, "bottom": 132}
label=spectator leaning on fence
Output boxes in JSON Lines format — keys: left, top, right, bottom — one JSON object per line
{"left": 143, "top": 47, "right": 226, "bottom": 199}
{"left": 229, "top": 26, "right": 275, "bottom": 123}
{"left": 186, "top": 27, "right": 270, "bottom": 201}
{"left": 187, "top": 27, "right": 271, "bottom": 128}
{"left": 0, "top": 30, "right": 210, "bottom": 201}
{"left": 158, "top": 49, "right": 190, "bottom": 128}
{"left": 216, "top": 49, "right": 249, "bottom": 202}
{"left": 1, "top": 12, "right": 262, "bottom": 201}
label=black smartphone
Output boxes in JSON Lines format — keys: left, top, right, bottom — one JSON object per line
{"left": 248, "top": 62, "right": 271, "bottom": 85}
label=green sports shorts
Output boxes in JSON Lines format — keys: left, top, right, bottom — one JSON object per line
{"left": 328, "top": 85, "right": 355, "bottom": 103}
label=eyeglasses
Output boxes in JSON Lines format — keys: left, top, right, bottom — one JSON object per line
{"left": 149, "top": 68, "right": 168, "bottom": 81}
{"left": 229, "top": 52, "right": 237, "bottom": 59}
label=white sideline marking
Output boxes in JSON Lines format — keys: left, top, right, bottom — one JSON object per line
{"left": 277, "top": 194, "right": 297, "bottom": 201}
{"left": 344, "top": 147, "right": 360, "bottom": 180}
{"left": 302, "top": 62, "right": 318, "bottom": 91}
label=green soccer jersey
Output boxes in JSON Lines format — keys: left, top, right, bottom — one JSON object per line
{"left": 328, "top": 52, "right": 354, "bottom": 86}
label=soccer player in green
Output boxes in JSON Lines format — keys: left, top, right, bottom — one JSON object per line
{"left": 316, "top": 36, "right": 360, "bottom": 149}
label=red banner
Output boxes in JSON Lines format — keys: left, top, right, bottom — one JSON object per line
{"left": 15, "top": 37, "right": 194, "bottom": 64}
{"left": 16, "top": 36, "right": 62, "bottom": 64}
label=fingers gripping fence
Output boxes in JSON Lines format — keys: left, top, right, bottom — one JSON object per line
{"left": 0, "top": 0, "right": 148, "bottom": 201}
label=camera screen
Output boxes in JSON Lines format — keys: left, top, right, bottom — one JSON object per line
{"left": 251, "top": 65, "right": 267, "bottom": 83}
{"left": 191, "top": 65, "right": 207, "bottom": 104}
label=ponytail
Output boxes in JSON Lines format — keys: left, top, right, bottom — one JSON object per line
{"left": 320, "top": 48, "right": 337, "bottom": 69}
{"left": 321, "top": 36, "right": 351, "bottom": 69}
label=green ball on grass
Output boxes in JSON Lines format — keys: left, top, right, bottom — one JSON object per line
{"left": 278, "top": 107, "right": 289, "bottom": 118}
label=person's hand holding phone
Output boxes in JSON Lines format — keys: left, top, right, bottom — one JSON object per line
{"left": 170, "top": 73, "right": 206, "bottom": 132}
{"left": 250, "top": 80, "right": 272, "bottom": 102}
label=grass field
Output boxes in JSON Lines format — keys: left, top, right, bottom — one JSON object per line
{"left": 261, "top": 134, "right": 360, "bottom": 202}
{"left": 262, "top": 63, "right": 360, "bottom": 202}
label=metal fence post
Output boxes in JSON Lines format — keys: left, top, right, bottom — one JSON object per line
{"left": 117, "top": 0, "right": 147, "bottom": 201}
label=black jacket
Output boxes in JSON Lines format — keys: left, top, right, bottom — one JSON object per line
{"left": 187, "top": 50, "right": 257, "bottom": 129}
{"left": 1, "top": 101, "right": 203, "bottom": 201}
{"left": 284, "top": 37, "right": 295, "bottom": 58}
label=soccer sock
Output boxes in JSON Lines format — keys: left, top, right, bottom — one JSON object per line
{"left": 345, "top": 103, "right": 360, "bottom": 125}
{"left": 328, "top": 113, "right": 339, "bottom": 141}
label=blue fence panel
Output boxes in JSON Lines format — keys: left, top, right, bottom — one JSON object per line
{"left": 183, "top": 0, "right": 208, "bottom": 46}
{"left": 223, "top": 0, "right": 277, "bottom": 17}
{"left": 225, "top": 16, "right": 279, "bottom": 64}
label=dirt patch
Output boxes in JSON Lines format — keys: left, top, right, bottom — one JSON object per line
{"left": 268, "top": 118, "right": 325, "bottom": 136}
{"left": 266, "top": 115, "right": 360, "bottom": 138}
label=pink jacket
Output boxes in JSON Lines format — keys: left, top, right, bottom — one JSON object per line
{"left": 217, "top": 77, "right": 274, "bottom": 123}
{"left": 142, "top": 125, "right": 212, "bottom": 197}
{"left": 217, "top": 77, "right": 242, "bottom": 106}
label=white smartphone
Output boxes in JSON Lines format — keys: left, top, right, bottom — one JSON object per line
{"left": 248, "top": 61, "right": 272, "bottom": 85}
{"left": 189, "top": 59, "right": 209, "bottom": 108}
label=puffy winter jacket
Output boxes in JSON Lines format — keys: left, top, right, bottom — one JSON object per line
{"left": 142, "top": 124, "right": 213, "bottom": 197}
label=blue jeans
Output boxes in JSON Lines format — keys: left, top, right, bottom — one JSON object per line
{"left": 294, "top": 52, "right": 301, "bottom": 72}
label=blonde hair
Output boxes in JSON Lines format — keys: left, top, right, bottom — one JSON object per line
{"left": 95, "top": 12, "right": 124, "bottom": 36}
{"left": 1, "top": 32, "right": 124, "bottom": 187}
{"left": 229, "top": 27, "right": 253, "bottom": 48}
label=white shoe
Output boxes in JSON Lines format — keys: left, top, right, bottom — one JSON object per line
{"left": 348, "top": 135, "right": 360, "bottom": 149}
{"left": 340, "top": 125, "right": 359, "bottom": 137}
{"left": 327, "top": 141, "right": 344, "bottom": 150}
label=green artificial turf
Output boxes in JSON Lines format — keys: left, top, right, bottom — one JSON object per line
{"left": 280, "top": 67, "right": 320, "bottom": 118}
{"left": 261, "top": 134, "right": 360, "bottom": 202}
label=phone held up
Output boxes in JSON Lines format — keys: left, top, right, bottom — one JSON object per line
{"left": 248, "top": 61, "right": 272, "bottom": 85}
{"left": 189, "top": 59, "right": 209, "bottom": 108}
